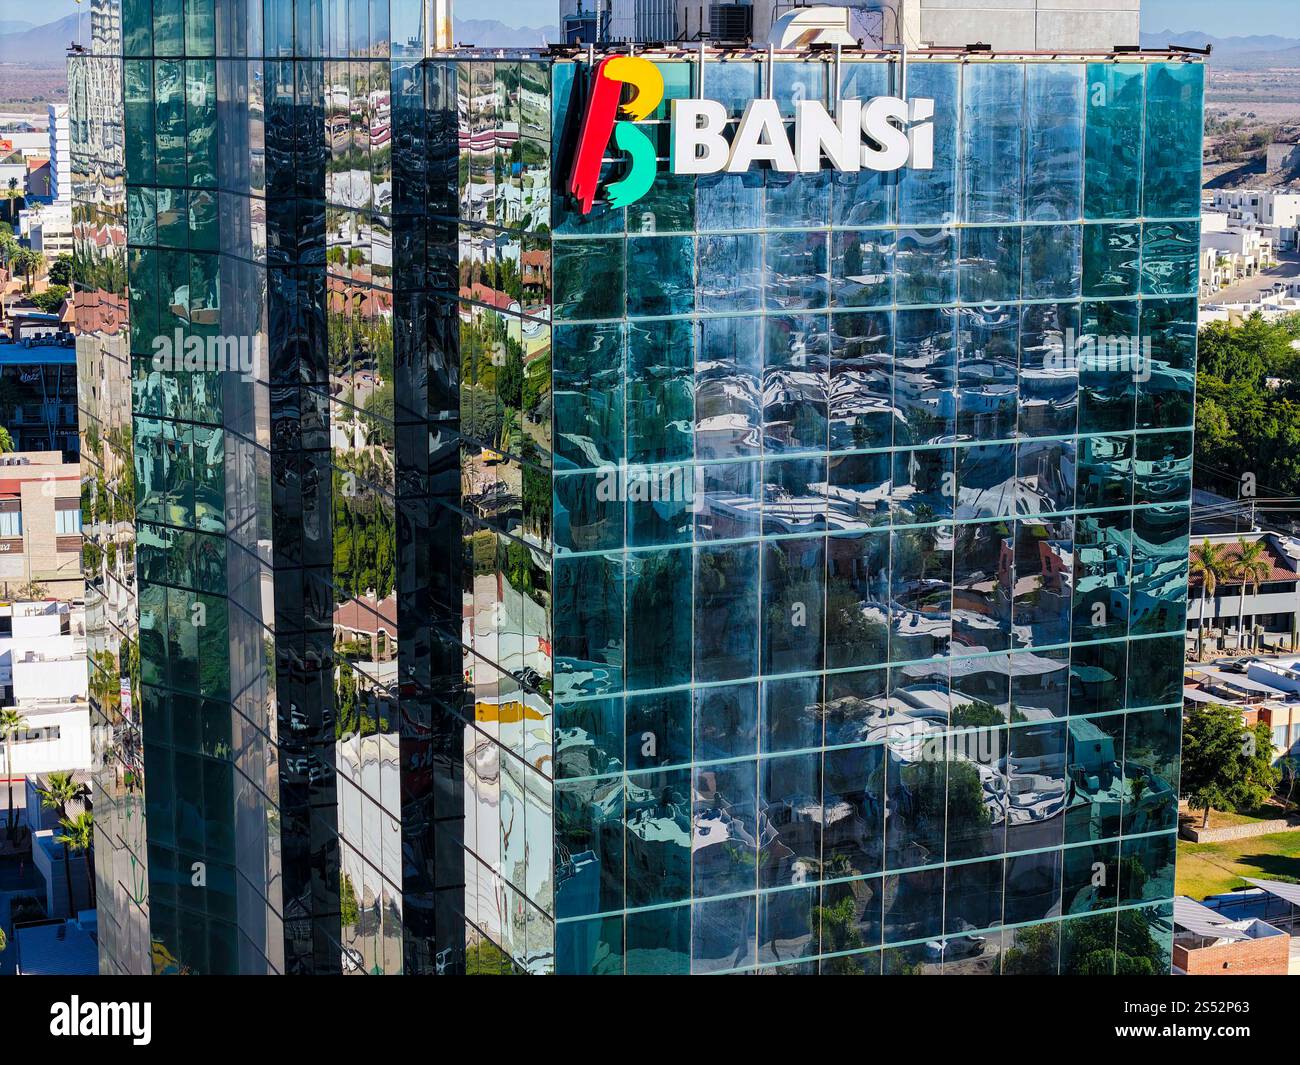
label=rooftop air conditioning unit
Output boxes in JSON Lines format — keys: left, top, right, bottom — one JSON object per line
{"left": 710, "top": 3, "right": 754, "bottom": 42}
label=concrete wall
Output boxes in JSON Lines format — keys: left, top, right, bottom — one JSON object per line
{"left": 904, "top": 0, "right": 1140, "bottom": 51}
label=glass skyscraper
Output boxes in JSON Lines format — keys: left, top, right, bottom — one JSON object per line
{"left": 72, "top": 0, "right": 1203, "bottom": 975}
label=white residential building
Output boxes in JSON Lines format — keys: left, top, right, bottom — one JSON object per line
{"left": 18, "top": 200, "right": 73, "bottom": 257}
{"left": 0, "top": 601, "right": 90, "bottom": 776}
{"left": 1200, "top": 211, "right": 1275, "bottom": 294}
{"left": 47, "top": 103, "right": 70, "bottom": 204}
{"left": 1211, "top": 189, "right": 1300, "bottom": 229}
{"left": 1210, "top": 188, "right": 1300, "bottom": 253}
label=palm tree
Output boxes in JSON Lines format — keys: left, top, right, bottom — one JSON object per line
{"left": 38, "top": 771, "right": 83, "bottom": 916}
{"left": 0, "top": 707, "right": 27, "bottom": 841}
{"left": 1190, "top": 540, "right": 1230, "bottom": 661}
{"left": 1234, "top": 540, "right": 1272, "bottom": 652}
{"left": 10, "top": 248, "right": 42, "bottom": 295}
{"left": 56, "top": 811, "right": 95, "bottom": 910}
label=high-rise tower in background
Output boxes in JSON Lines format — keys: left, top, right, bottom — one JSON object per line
{"left": 72, "top": 0, "right": 1202, "bottom": 974}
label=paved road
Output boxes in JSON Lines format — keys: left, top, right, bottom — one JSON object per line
{"left": 1208, "top": 251, "right": 1300, "bottom": 306}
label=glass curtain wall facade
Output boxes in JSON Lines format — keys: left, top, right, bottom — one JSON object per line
{"left": 73, "top": 0, "right": 148, "bottom": 975}
{"left": 75, "top": 25, "right": 1202, "bottom": 976}
{"left": 536, "top": 53, "right": 1202, "bottom": 976}
{"left": 73, "top": 0, "right": 455, "bottom": 975}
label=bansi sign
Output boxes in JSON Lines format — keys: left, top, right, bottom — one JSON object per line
{"left": 567, "top": 55, "right": 935, "bottom": 215}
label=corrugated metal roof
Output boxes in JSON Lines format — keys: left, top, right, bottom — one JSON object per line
{"left": 14, "top": 921, "right": 99, "bottom": 976}
{"left": 1173, "top": 896, "right": 1251, "bottom": 941}
{"left": 1244, "top": 878, "right": 1300, "bottom": 907}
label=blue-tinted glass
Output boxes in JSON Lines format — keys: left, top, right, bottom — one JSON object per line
{"left": 898, "top": 63, "right": 958, "bottom": 226}
{"left": 627, "top": 235, "right": 695, "bottom": 317}
{"left": 762, "top": 538, "right": 826, "bottom": 675}
{"left": 627, "top": 319, "right": 693, "bottom": 464}
{"left": 896, "top": 227, "right": 956, "bottom": 305}
{"left": 697, "top": 233, "right": 762, "bottom": 312}
{"left": 625, "top": 768, "right": 692, "bottom": 906}
{"left": 1084, "top": 63, "right": 1144, "bottom": 220}
{"left": 960, "top": 225, "right": 1022, "bottom": 303}
{"left": 829, "top": 311, "right": 894, "bottom": 451}
{"left": 763, "top": 314, "right": 829, "bottom": 453}
{"left": 1082, "top": 223, "right": 1141, "bottom": 297}
{"left": 1021, "top": 224, "right": 1081, "bottom": 300}
{"left": 694, "top": 543, "right": 760, "bottom": 682}
{"left": 1025, "top": 64, "right": 1084, "bottom": 221}
{"left": 961, "top": 63, "right": 1023, "bottom": 223}
{"left": 625, "top": 547, "right": 692, "bottom": 690}
{"left": 1143, "top": 63, "right": 1204, "bottom": 218}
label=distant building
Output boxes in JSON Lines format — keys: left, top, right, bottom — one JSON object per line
{"left": 19, "top": 200, "right": 73, "bottom": 256}
{"left": 47, "top": 104, "right": 70, "bottom": 204}
{"left": 0, "top": 452, "right": 83, "bottom": 599}
{"left": 25, "top": 157, "right": 51, "bottom": 201}
{"left": 1187, "top": 532, "right": 1300, "bottom": 654}
{"left": 1200, "top": 210, "right": 1275, "bottom": 295}
{"left": 0, "top": 342, "right": 79, "bottom": 460}
{"left": 1173, "top": 896, "right": 1290, "bottom": 976}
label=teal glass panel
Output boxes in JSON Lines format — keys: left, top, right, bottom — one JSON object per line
{"left": 624, "top": 547, "right": 692, "bottom": 690}
{"left": 1143, "top": 62, "right": 1204, "bottom": 218}
{"left": 1082, "top": 222, "right": 1140, "bottom": 297}
{"left": 1141, "top": 220, "right": 1199, "bottom": 296}
{"left": 1025, "top": 64, "right": 1084, "bottom": 221}
{"left": 1084, "top": 63, "right": 1144, "bottom": 220}
{"left": 627, "top": 319, "right": 693, "bottom": 464}
{"left": 124, "top": 60, "right": 155, "bottom": 184}
{"left": 961, "top": 62, "right": 1024, "bottom": 223}
{"left": 553, "top": 239, "right": 625, "bottom": 320}
{"left": 153, "top": 0, "right": 184, "bottom": 56}
{"left": 626, "top": 235, "right": 694, "bottom": 317}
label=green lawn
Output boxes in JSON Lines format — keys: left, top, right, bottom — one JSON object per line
{"left": 1176, "top": 830, "right": 1300, "bottom": 900}
{"left": 1178, "top": 801, "right": 1291, "bottom": 831}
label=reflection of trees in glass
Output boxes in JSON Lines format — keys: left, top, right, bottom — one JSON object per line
{"left": 334, "top": 660, "right": 392, "bottom": 739}
{"left": 331, "top": 463, "right": 396, "bottom": 604}
{"left": 340, "top": 872, "right": 360, "bottom": 930}
{"left": 1002, "top": 922, "right": 1058, "bottom": 974}
{"left": 951, "top": 700, "right": 1025, "bottom": 727}
{"left": 466, "top": 938, "right": 517, "bottom": 975}
{"left": 1063, "top": 909, "right": 1167, "bottom": 975}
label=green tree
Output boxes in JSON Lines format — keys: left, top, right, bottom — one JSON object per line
{"left": 814, "top": 893, "right": 867, "bottom": 974}
{"left": 1233, "top": 539, "right": 1271, "bottom": 652}
{"left": 1, "top": 708, "right": 26, "bottom": 840}
{"left": 0, "top": 425, "right": 13, "bottom": 454}
{"left": 1194, "top": 313, "right": 1300, "bottom": 498}
{"left": 1182, "top": 705, "right": 1281, "bottom": 828}
{"left": 29, "top": 283, "right": 68, "bottom": 313}
{"left": 10, "top": 247, "right": 42, "bottom": 294}
{"left": 1190, "top": 540, "right": 1230, "bottom": 660}
{"left": 56, "top": 811, "right": 95, "bottom": 910}
{"left": 47, "top": 252, "right": 74, "bottom": 288}
{"left": 38, "top": 771, "right": 84, "bottom": 914}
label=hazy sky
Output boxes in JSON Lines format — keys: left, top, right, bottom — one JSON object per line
{"left": 21, "top": 0, "right": 1296, "bottom": 38}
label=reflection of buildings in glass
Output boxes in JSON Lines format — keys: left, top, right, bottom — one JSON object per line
{"left": 72, "top": 0, "right": 1197, "bottom": 975}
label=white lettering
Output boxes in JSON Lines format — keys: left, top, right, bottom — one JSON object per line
{"left": 727, "top": 98, "right": 797, "bottom": 172}
{"left": 669, "top": 98, "right": 730, "bottom": 175}
{"left": 795, "top": 99, "right": 861, "bottom": 172}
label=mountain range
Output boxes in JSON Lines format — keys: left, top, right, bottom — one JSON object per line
{"left": 0, "top": 15, "right": 557, "bottom": 66}
{"left": 1140, "top": 29, "right": 1300, "bottom": 68}
{"left": 5, "top": 19, "right": 1299, "bottom": 70}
